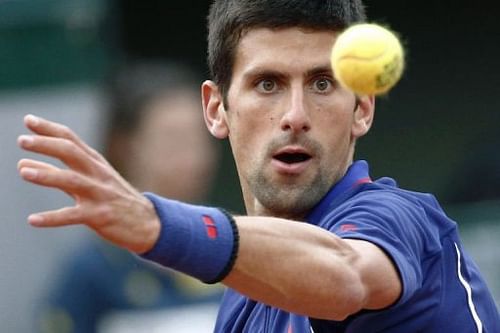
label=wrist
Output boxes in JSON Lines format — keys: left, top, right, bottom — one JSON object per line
{"left": 135, "top": 196, "right": 162, "bottom": 254}
{"left": 140, "top": 192, "right": 239, "bottom": 284}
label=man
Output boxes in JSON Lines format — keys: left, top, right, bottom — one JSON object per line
{"left": 36, "top": 62, "right": 222, "bottom": 333}
{"left": 18, "top": 0, "right": 499, "bottom": 332}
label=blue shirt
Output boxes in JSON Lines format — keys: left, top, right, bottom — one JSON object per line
{"left": 215, "top": 160, "right": 500, "bottom": 332}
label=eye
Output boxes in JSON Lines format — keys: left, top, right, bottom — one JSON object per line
{"left": 256, "top": 79, "right": 277, "bottom": 93}
{"left": 312, "top": 78, "right": 333, "bottom": 93}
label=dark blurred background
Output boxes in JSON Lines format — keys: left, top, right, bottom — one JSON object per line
{"left": 1, "top": 1, "right": 498, "bottom": 332}
{"left": 2, "top": 0, "right": 499, "bottom": 208}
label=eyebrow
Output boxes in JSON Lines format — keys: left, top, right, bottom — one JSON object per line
{"left": 305, "top": 65, "right": 334, "bottom": 78}
{"left": 242, "top": 68, "right": 288, "bottom": 83}
{"left": 242, "top": 64, "right": 333, "bottom": 82}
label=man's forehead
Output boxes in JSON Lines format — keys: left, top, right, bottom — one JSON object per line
{"left": 240, "top": 26, "right": 338, "bottom": 41}
{"left": 233, "top": 27, "right": 337, "bottom": 75}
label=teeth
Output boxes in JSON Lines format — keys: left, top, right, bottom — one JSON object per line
{"left": 276, "top": 153, "right": 310, "bottom": 164}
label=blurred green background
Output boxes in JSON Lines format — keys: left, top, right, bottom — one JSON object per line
{"left": 2, "top": 0, "right": 499, "bottom": 210}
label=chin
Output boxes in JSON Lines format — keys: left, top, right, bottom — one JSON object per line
{"left": 256, "top": 189, "right": 320, "bottom": 219}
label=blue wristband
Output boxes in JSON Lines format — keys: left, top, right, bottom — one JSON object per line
{"left": 140, "top": 193, "right": 239, "bottom": 284}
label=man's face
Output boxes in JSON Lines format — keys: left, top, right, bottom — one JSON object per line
{"left": 207, "top": 27, "right": 373, "bottom": 218}
{"left": 128, "top": 91, "right": 217, "bottom": 202}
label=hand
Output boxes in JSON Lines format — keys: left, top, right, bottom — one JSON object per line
{"left": 17, "top": 114, "right": 160, "bottom": 254}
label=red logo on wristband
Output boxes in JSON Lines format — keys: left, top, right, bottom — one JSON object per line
{"left": 202, "top": 215, "right": 218, "bottom": 239}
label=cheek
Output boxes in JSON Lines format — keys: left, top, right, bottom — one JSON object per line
{"left": 228, "top": 104, "right": 275, "bottom": 160}
{"left": 325, "top": 129, "right": 353, "bottom": 166}
{"left": 315, "top": 112, "right": 354, "bottom": 153}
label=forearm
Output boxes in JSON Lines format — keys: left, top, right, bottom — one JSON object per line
{"left": 141, "top": 195, "right": 365, "bottom": 319}
{"left": 224, "top": 216, "right": 366, "bottom": 320}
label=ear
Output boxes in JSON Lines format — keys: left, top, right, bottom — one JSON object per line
{"left": 352, "top": 95, "right": 375, "bottom": 139}
{"left": 202, "top": 80, "right": 229, "bottom": 139}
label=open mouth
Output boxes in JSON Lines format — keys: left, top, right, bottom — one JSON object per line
{"left": 274, "top": 152, "right": 312, "bottom": 164}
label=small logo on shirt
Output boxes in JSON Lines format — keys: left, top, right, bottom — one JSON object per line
{"left": 354, "top": 177, "right": 372, "bottom": 186}
{"left": 202, "top": 215, "right": 218, "bottom": 239}
{"left": 340, "top": 223, "right": 357, "bottom": 232}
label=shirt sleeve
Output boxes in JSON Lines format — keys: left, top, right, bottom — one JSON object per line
{"left": 327, "top": 191, "right": 436, "bottom": 306}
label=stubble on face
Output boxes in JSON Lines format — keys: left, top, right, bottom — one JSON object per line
{"left": 246, "top": 133, "right": 332, "bottom": 219}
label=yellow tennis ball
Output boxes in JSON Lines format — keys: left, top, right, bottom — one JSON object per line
{"left": 331, "top": 23, "right": 405, "bottom": 95}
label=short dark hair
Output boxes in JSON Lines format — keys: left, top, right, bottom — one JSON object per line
{"left": 105, "top": 61, "right": 201, "bottom": 134}
{"left": 102, "top": 61, "right": 203, "bottom": 175}
{"left": 207, "top": 0, "right": 366, "bottom": 104}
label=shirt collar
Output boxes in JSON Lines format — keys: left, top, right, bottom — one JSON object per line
{"left": 306, "top": 160, "right": 371, "bottom": 224}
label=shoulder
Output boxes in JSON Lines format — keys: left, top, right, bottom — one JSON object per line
{"left": 321, "top": 181, "right": 456, "bottom": 256}
{"left": 332, "top": 179, "right": 453, "bottom": 229}
{"left": 351, "top": 178, "right": 440, "bottom": 209}
{"left": 325, "top": 181, "right": 429, "bottom": 226}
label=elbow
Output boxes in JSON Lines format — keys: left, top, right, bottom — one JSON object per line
{"left": 336, "top": 286, "right": 366, "bottom": 321}
{"left": 334, "top": 282, "right": 366, "bottom": 320}
{"left": 326, "top": 271, "right": 367, "bottom": 321}
{"left": 310, "top": 244, "right": 369, "bottom": 321}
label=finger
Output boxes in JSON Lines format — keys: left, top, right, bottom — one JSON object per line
{"left": 23, "top": 114, "right": 107, "bottom": 164}
{"left": 17, "top": 158, "right": 58, "bottom": 172}
{"left": 28, "top": 206, "right": 84, "bottom": 227}
{"left": 18, "top": 159, "right": 79, "bottom": 199}
{"left": 18, "top": 134, "right": 94, "bottom": 173}
{"left": 19, "top": 166, "right": 94, "bottom": 198}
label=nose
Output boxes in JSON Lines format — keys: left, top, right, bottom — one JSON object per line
{"left": 279, "top": 86, "right": 311, "bottom": 133}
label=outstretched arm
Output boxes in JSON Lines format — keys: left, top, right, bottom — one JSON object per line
{"left": 18, "top": 114, "right": 401, "bottom": 320}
